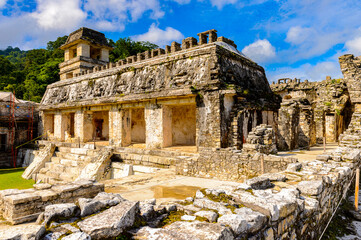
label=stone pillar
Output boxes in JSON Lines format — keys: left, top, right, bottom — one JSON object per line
{"left": 197, "top": 91, "right": 221, "bottom": 148}
{"left": 145, "top": 103, "right": 163, "bottom": 149}
{"left": 121, "top": 109, "right": 131, "bottom": 147}
{"left": 53, "top": 112, "right": 69, "bottom": 141}
{"left": 314, "top": 109, "right": 324, "bottom": 144}
{"left": 100, "top": 48, "right": 109, "bottom": 62}
{"left": 77, "top": 43, "right": 90, "bottom": 58}
{"left": 109, "top": 106, "right": 122, "bottom": 146}
{"left": 64, "top": 49, "right": 70, "bottom": 61}
{"left": 83, "top": 112, "right": 94, "bottom": 142}
{"left": 74, "top": 110, "right": 84, "bottom": 142}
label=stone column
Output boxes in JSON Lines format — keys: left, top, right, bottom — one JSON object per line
{"left": 54, "top": 112, "right": 69, "bottom": 141}
{"left": 314, "top": 109, "right": 324, "bottom": 144}
{"left": 145, "top": 102, "right": 163, "bottom": 149}
{"left": 74, "top": 110, "right": 84, "bottom": 142}
{"left": 196, "top": 91, "right": 221, "bottom": 148}
{"left": 109, "top": 106, "right": 122, "bottom": 146}
{"left": 83, "top": 112, "right": 94, "bottom": 142}
{"left": 121, "top": 109, "right": 131, "bottom": 147}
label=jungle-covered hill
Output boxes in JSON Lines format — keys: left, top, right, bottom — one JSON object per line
{"left": 0, "top": 36, "right": 157, "bottom": 102}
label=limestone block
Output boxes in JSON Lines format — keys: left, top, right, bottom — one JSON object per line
{"left": 217, "top": 214, "right": 248, "bottom": 235}
{"left": 246, "top": 177, "right": 273, "bottom": 190}
{"left": 233, "top": 207, "right": 267, "bottom": 233}
{"left": 193, "top": 198, "right": 232, "bottom": 215}
{"left": 195, "top": 210, "right": 218, "bottom": 222}
{"left": 0, "top": 225, "right": 45, "bottom": 240}
{"left": 166, "top": 221, "right": 234, "bottom": 240}
{"left": 286, "top": 162, "right": 302, "bottom": 172}
{"left": 260, "top": 173, "right": 287, "bottom": 182}
{"left": 78, "top": 192, "right": 125, "bottom": 217}
{"left": 123, "top": 164, "right": 134, "bottom": 177}
{"left": 62, "top": 232, "right": 91, "bottom": 240}
{"left": 297, "top": 180, "right": 323, "bottom": 196}
{"left": 22, "top": 143, "right": 55, "bottom": 180}
{"left": 42, "top": 203, "right": 79, "bottom": 226}
{"left": 78, "top": 201, "right": 139, "bottom": 239}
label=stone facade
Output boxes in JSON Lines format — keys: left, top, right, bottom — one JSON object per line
{"left": 271, "top": 77, "right": 352, "bottom": 150}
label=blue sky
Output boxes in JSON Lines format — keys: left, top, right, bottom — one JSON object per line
{"left": 1, "top": 0, "right": 361, "bottom": 83}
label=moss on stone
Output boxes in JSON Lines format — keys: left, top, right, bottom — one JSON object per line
{"left": 160, "top": 210, "right": 185, "bottom": 227}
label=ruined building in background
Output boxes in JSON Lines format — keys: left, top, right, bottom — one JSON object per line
{"left": 0, "top": 92, "right": 38, "bottom": 167}
{"left": 32, "top": 27, "right": 295, "bottom": 183}
{"left": 271, "top": 76, "right": 352, "bottom": 151}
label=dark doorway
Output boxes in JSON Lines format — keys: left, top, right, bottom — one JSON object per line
{"left": 94, "top": 119, "right": 104, "bottom": 139}
{"left": 0, "top": 134, "right": 6, "bottom": 151}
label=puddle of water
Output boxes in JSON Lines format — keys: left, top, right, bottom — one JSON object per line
{"left": 104, "top": 185, "right": 127, "bottom": 193}
{"left": 150, "top": 185, "right": 201, "bottom": 199}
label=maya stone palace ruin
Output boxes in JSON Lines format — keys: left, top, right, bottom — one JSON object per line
{"left": 4, "top": 27, "right": 361, "bottom": 239}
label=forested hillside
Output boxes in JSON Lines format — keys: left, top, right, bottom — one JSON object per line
{"left": 0, "top": 36, "right": 157, "bottom": 102}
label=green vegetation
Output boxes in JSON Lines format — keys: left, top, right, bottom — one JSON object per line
{"left": 0, "top": 168, "right": 34, "bottom": 190}
{"left": 0, "top": 36, "right": 157, "bottom": 102}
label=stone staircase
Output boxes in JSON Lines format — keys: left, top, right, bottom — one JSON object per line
{"left": 35, "top": 146, "right": 96, "bottom": 184}
{"left": 339, "top": 112, "right": 361, "bottom": 148}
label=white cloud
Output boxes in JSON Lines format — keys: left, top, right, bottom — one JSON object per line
{"left": 286, "top": 26, "right": 315, "bottom": 45}
{"left": 209, "top": 0, "right": 237, "bottom": 9}
{"left": 267, "top": 61, "right": 343, "bottom": 83}
{"left": 83, "top": 0, "right": 164, "bottom": 31}
{"left": 172, "top": 0, "right": 191, "bottom": 4}
{"left": 31, "top": 0, "right": 86, "bottom": 31}
{"left": 0, "top": 0, "right": 6, "bottom": 9}
{"left": 242, "top": 39, "right": 276, "bottom": 63}
{"left": 133, "top": 24, "right": 184, "bottom": 47}
{"left": 345, "top": 36, "right": 361, "bottom": 56}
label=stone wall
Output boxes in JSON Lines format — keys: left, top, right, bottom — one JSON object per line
{"left": 0, "top": 181, "right": 104, "bottom": 224}
{"left": 176, "top": 147, "right": 297, "bottom": 182}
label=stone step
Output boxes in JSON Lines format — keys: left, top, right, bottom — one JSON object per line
{"left": 57, "top": 147, "right": 95, "bottom": 156}
{"left": 114, "top": 147, "right": 198, "bottom": 158}
{"left": 45, "top": 162, "right": 65, "bottom": 172}
{"left": 59, "top": 158, "right": 86, "bottom": 167}
{"left": 115, "top": 152, "right": 182, "bottom": 167}
{"left": 55, "top": 152, "right": 93, "bottom": 162}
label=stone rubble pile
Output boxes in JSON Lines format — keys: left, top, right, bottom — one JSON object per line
{"left": 242, "top": 124, "right": 277, "bottom": 154}
{"left": 1, "top": 147, "right": 359, "bottom": 239}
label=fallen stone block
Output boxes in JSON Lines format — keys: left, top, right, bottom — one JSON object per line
{"left": 41, "top": 203, "right": 79, "bottom": 226}
{"left": 246, "top": 177, "right": 273, "bottom": 190}
{"left": 78, "top": 192, "right": 125, "bottom": 217}
{"left": 286, "top": 162, "right": 302, "bottom": 172}
{"left": 193, "top": 198, "right": 232, "bottom": 215}
{"left": 78, "top": 200, "right": 139, "bottom": 239}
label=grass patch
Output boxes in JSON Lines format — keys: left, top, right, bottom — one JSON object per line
{"left": 0, "top": 168, "right": 34, "bottom": 190}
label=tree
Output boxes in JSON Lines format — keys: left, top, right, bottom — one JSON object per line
{"left": 108, "top": 37, "right": 158, "bottom": 62}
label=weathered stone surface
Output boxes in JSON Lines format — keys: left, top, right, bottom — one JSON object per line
{"left": 166, "top": 221, "right": 234, "bottom": 240}
{"left": 78, "top": 201, "right": 139, "bottom": 239}
{"left": 42, "top": 203, "right": 79, "bottom": 226}
{"left": 217, "top": 214, "right": 248, "bottom": 235}
{"left": 76, "top": 147, "right": 113, "bottom": 181}
{"left": 78, "top": 192, "right": 124, "bottom": 217}
{"left": 140, "top": 202, "right": 156, "bottom": 221}
{"left": 22, "top": 143, "right": 55, "bottom": 180}
{"left": 195, "top": 210, "right": 218, "bottom": 222}
{"left": 260, "top": 173, "right": 287, "bottom": 182}
{"left": 297, "top": 180, "right": 323, "bottom": 196}
{"left": 62, "top": 232, "right": 91, "bottom": 240}
{"left": 233, "top": 207, "right": 267, "bottom": 233}
{"left": 193, "top": 198, "right": 232, "bottom": 215}
{"left": 246, "top": 176, "right": 273, "bottom": 190}
{"left": 0, "top": 225, "right": 45, "bottom": 240}
{"left": 286, "top": 162, "right": 302, "bottom": 172}
{"left": 33, "top": 183, "right": 52, "bottom": 190}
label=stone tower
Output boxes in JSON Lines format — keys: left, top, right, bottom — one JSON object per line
{"left": 59, "top": 27, "right": 113, "bottom": 80}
